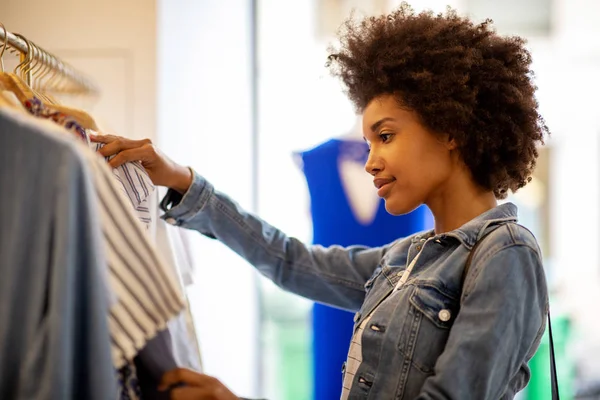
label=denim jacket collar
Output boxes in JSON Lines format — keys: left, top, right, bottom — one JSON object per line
{"left": 413, "top": 202, "right": 518, "bottom": 249}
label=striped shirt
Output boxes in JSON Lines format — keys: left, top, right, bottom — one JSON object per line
{"left": 89, "top": 130, "right": 155, "bottom": 231}
{"left": 85, "top": 133, "right": 156, "bottom": 400}
{"left": 82, "top": 146, "right": 185, "bottom": 367}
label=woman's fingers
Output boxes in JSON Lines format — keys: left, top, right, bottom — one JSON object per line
{"left": 160, "top": 369, "right": 239, "bottom": 399}
{"left": 89, "top": 133, "right": 116, "bottom": 144}
{"left": 107, "top": 146, "right": 150, "bottom": 169}
{"left": 89, "top": 134, "right": 185, "bottom": 189}
{"left": 90, "top": 133, "right": 151, "bottom": 157}
{"left": 160, "top": 368, "right": 207, "bottom": 390}
{"left": 98, "top": 137, "right": 151, "bottom": 158}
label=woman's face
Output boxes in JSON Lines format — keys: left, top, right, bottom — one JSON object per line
{"left": 362, "top": 95, "right": 456, "bottom": 215}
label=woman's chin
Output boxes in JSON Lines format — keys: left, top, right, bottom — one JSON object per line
{"left": 383, "top": 196, "right": 421, "bottom": 216}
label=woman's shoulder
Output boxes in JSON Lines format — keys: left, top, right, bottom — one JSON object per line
{"left": 480, "top": 222, "right": 542, "bottom": 258}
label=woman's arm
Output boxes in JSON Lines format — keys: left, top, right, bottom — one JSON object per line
{"left": 89, "top": 134, "right": 391, "bottom": 311}
{"left": 161, "top": 170, "right": 391, "bottom": 311}
{"left": 416, "top": 242, "right": 548, "bottom": 399}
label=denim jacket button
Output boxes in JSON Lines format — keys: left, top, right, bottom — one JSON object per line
{"left": 438, "top": 309, "right": 451, "bottom": 322}
{"left": 354, "top": 312, "right": 361, "bottom": 322}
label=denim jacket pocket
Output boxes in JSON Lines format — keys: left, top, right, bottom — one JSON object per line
{"left": 399, "top": 283, "right": 459, "bottom": 374}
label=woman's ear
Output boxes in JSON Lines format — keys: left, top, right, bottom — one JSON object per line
{"left": 439, "top": 133, "right": 457, "bottom": 151}
{"left": 446, "top": 137, "right": 458, "bottom": 151}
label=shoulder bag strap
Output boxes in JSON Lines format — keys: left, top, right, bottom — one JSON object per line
{"left": 548, "top": 308, "right": 560, "bottom": 400}
{"left": 462, "top": 226, "right": 559, "bottom": 400}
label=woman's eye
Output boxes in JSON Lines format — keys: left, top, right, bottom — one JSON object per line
{"left": 379, "top": 133, "right": 393, "bottom": 142}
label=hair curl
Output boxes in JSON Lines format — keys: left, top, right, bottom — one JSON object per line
{"left": 327, "top": 3, "right": 548, "bottom": 199}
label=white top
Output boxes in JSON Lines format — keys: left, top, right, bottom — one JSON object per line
{"left": 150, "top": 189, "right": 203, "bottom": 371}
{"left": 340, "top": 250, "right": 423, "bottom": 399}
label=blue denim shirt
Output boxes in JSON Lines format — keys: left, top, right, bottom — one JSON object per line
{"left": 161, "top": 170, "right": 548, "bottom": 400}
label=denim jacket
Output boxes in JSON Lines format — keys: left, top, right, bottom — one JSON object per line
{"left": 161, "top": 170, "right": 548, "bottom": 400}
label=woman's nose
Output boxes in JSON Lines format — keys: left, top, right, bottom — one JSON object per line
{"left": 364, "top": 150, "right": 382, "bottom": 176}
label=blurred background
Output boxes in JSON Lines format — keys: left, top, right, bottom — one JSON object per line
{"left": 1, "top": 0, "right": 598, "bottom": 398}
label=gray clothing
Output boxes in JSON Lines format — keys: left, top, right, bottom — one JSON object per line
{"left": 0, "top": 109, "right": 117, "bottom": 399}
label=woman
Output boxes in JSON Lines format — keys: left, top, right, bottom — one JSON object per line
{"left": 93, "top": 3, "right": 549, "bottom": 399}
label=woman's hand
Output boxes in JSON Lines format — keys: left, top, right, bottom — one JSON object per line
{"left": 90, "top": 133, "right": 192, "bottom": 193}
{"left": 159, "top": 368, "right": 239, "bottom": 400}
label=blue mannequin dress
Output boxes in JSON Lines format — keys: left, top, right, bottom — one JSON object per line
{"left": 296, "top": 138, "right": 432, "bottom": 400}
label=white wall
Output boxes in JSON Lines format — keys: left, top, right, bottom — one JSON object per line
{"left": 0, "top": 0, "right": 158, "bottom": 141}
{"left": 156, "top": 0, "right": 260, "bottom": 397}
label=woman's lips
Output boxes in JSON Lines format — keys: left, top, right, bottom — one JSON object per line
{"left": 373, "top": 177, "right": 396, "bottom": 197}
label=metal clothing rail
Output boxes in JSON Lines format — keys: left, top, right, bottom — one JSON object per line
{"left": 0, "top": 26, "right": 99, "bottom": 95}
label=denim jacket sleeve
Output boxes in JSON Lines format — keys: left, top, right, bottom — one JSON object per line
{"left": 415, "top": 242, "right": 548, "bottom": 400}
{"left": 160, "top": 170, "right": 392, "bottom": 311}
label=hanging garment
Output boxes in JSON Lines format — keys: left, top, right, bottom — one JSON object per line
{"left": 0, "top": 107, "right": 117, "bottom": 400}
{"left": 81, "top": 136, "right": 185, "bottom": 368}
{"left": 89, "top": 129, "right": 155, "bottom": 231}
{"left": 69, "top": 124, "right": 185, "bottom": 400}
{"left": 295, "top": 138, "right": 431, "bottom": 400}
{"left": 131, "top": 190, "right": 204, "bottom": 400}
{"left": 20, "top": 95, "right": 185, "bottom": 367}
{"left": 27, "top": 98, "right": 186, "bottom": 399}
{"left": 116, "top": 363, "right": 143, "bottom": 400}
{"left": 152, "top": 188, "right": 202, "bottom": 370}
{"left": 23, "top": 97, "right": 155, "bottom": 232}
{"left": 22, "top": 96, "right": 145, "bottom": 398}
{"left": 24, "top": 96, "right": 87, "bottom": 140}
{"left": 87, "top": 131, "right": 160, "bottom": 400}
{"left": 129, "top": 194, "right": 200, "bottom": 400}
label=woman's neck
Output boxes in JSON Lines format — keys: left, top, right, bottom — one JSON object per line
{"left": 427, "top": 173, "right": 498, "bottom": 234}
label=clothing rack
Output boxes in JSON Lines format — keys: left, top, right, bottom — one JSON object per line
{"left": 0, "top": 25, "right": 99, "bottom": 95}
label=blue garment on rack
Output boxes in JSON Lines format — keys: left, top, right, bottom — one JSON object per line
{"left": 296, "top": 138, "right": 431, "bottom": 400}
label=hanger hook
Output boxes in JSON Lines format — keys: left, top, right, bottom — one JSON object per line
{"left": 27, "top": 42, "right": 39, "bottom": 80}
{"left": 45, "top": 53, "right": 59, "bottom": 92}
{"left": 22, "top": 38, "right": 37, "bottom": 78}
{"left": 0, "top": 23, "right": 7, "bottom": 72}
{"left": 13, "top": 33, "right": 32, "bottom": 77}
{"left": 30, "top": 42, "right": 46, "bottom": 90}
{"left": 38, "top": 46, "right": 52, "bottom": 89}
